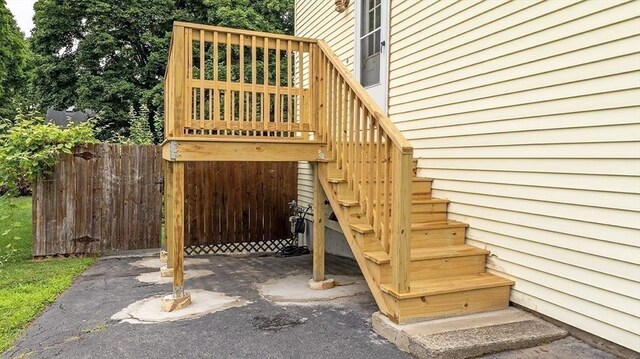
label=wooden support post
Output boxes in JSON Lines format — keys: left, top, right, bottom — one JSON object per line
{"left": 390, "top": 150, "right": 412, "bottom": 294}
{"left": 313, "top": 163, "right": 326, "bottom": 282}
{"left": 163, "top": 161, "right": 174, "bottom": 268}
{"left": 308, "top": 163, "right": 335, "bottom": 290}
{"left": 161, "top": 161, "right": 191, "bottom": 311}
{"left": 170, "top": 161, "right": 185, "bottom": 297}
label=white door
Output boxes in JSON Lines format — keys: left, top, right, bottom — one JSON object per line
{"left": 355, "top": 0, "right": 389, "bottom": 112}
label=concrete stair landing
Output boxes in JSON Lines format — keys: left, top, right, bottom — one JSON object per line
{"left": 372, "top": 308, "right": 568, "bottom": 359}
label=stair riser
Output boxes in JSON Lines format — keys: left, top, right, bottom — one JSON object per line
{"left": 358, "top": 226, "right": 466, "bottom": 250}
{"left": 335, "top": 181, "right": 432, "bottom": 201}
{"left": 384, "top": 285, "right": 511, "bottom": 324}
{"left": 412, "top": 211, "right": 448, "bottom": 222}
{"left": 355, "top": 232, "right": 384, "bottom": 252}
{"left": 411, "top": 226, "right": 466, "bottom": 248}
{"left": 371, "top": 255, "right": 487, "bottom": 284}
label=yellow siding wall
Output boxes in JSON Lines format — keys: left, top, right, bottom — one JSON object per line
{"left": 388, "top": 0, "right": 640, "bottom": 351}
{"left": 295, "top": 0, "right": 640, "bottom": 351}
{"left": 295, "top": 0, "right": 356, "bottom": 208}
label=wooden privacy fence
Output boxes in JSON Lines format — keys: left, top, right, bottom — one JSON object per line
{"left": 32, "top": 143, "right": 298, "bottom": 257}
{"left": 32, "top": 144, "right": 164, "bottom": 256}
{"left": 184, "top": 162, "right": 297, "bottom": 254}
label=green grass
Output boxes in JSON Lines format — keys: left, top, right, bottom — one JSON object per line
{"left": 0, "top": 196, "right": 95, "bottom": 352}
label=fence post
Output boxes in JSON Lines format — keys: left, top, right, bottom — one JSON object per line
{"left": 390, "top": 149, "right": 412, "bottom": 294}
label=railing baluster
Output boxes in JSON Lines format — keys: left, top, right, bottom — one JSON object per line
{"left": 199, "top": 30, "right": 205, "bottom": 129}
{"left": 225, "top": 32, "right": 231, "bottom": 131}
{"left": 251, "top": 36, "right": 257, "bottom": 131}
{"left": 275, "top": 39, "right": 281, "bottom": 131}
{"left": 239, "top": 34, "right": 245, "bottom": 127}
{"left": 299, "top": 41, "right": 305, "bottom": 133}
{"left": 263, "top": 37, "right": 270, "bottom": 135}
{"left": 213, "top": 32, "right": 219, "bottom": 125}
{"left": 287, "top": 40, "right": 292, "bottom": 133}
{"left": 354, "top": 97, "right": 361, "bottom": 202}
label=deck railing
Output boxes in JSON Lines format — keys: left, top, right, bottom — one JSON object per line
{"left": 165, "top": 22, "right": 316, "bottom": 139}
{"left": 165, "top": 23, "right": 413, "bottom": 293}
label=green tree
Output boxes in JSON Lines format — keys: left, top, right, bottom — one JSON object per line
{"left": 0, "top": 0, "right": 30, "bottom": 119}
{"left": 30, "top": 0, "right": 293, "bottom": 142}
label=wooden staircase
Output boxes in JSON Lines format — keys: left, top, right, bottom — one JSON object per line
{"left": 161, "top": 22, "right": 513, "bottom": 323}
{"left": 318, "top": 158, "right": 513, "bottom": 324}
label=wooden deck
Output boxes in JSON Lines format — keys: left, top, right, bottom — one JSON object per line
{"left": 161, "top": 21, "right": 513, "bottom": 322}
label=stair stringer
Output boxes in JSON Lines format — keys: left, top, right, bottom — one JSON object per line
{"left": 317, "top": 163, "right": 395, "bottom": 318}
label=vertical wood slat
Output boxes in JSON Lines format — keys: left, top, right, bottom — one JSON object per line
{"left": 252, "top": 36, "right": 257, "bottom": 130}
{"left": 299, "top": 41, "right": 305, "bottom": 129}
{"left": 275, "top": 39, "right": 281, "bottom": 127}
{"left": 183, "top": 161, "right": 297, "bottom": 247}
{"left": 225, "top": 32, "right": 231, "bottom": 130}
{"left": 263, "top": 37, "right": 270, "bottom": 132}
{"left": 213, "top": 31, "right": 220, "bottom": 123}
{"left": 199, "top": 29, "right": 205, "bottom": 127}
{"left": 287, "top": 40, "right": 292, "bottom": 131}
{"left": 240, "top": 34, "right": 245, "bottom": 123}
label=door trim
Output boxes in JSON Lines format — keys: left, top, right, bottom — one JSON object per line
{"left": 354, "top": 0, "right": 390, "bottom": 114}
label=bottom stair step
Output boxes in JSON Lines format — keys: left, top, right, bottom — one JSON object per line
{"left": 381, "top": 273, "right": 514, "bottom": 299}
{"left": 380, "top": 273, "right": 514, "bottom": 323}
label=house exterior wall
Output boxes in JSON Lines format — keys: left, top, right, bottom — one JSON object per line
{"left": 295, "top": 0, "right": 640, "bottom": 352}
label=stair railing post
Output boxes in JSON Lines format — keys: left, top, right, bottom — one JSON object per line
{"left": 390, "top": 149, "right": 413, "bottom": 294}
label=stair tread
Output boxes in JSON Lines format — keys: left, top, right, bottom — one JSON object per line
{"left": 381, "top": 273, "right": 514, "bottom": 299}
{"left": 364, "top": 245, "right": 489, "bottom": 264}
{"left": 338, "top": 199, "right": 359, "bottom": 206}
{"left": 350, "top": 223, "right": 373, "bottom": 234}
{"left": 411, "top": 220, "right": 468, "bottom": 230}
{"left": 350, "top": 220, "right": 467, "bottom": 234}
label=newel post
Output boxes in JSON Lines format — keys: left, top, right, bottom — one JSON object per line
{"left": 171, "top": 24, "right": 186, "bottom": 137}
{"left": 390, "top": 149, "right": 413, "bottom": 294}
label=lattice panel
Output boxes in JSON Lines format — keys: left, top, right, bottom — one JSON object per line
{"left": 184, "top": 238, "right": 293, "bottom": 256}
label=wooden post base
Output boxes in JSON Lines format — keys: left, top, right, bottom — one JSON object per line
{"left": 159, "top": 251, "right": 168, "bottom": 263}
{"left": 308, "top": 278, "right": 336, "bottom": 290}
{"left": 161, "top": 292, "right": 192, "bottom": 312}
{"left": 160, "top": 265, "right": 174, "bottom": 277}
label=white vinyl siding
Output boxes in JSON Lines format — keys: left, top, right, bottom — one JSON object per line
{"left": 388, "top": 0, "right": 640, "bottom": 352}
{"left": 295, "top": 0, "right": 356, "bottom": 209}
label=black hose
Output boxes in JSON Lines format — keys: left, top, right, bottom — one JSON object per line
{"left": 274, "top": 245, "right": 310, "bottom": 257}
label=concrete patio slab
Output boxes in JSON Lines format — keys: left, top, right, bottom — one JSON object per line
{"left": 373, "top": 308, "right": 568, "bottom": 359}
{"left": 112, "top": 289, "right": 248, "bottom": 324}
{"left": 258, "top": 274, "right": 369, "bottom": 305}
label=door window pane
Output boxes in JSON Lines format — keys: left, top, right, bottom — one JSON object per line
{"left": 359, "top": 0, "right": 382, "bottom": 87}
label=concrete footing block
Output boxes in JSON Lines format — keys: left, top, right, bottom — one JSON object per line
{"left": 161, "top": 292, "right": 192, "bottom": 312}
{"left": 159, "top": 251, "right": 168, "bottom": 263}
{"left": 160, "top": 265, "right": 173, "bottom": 277}
{"left": 372, "top": 308, "right": 568, "bottom": 359}
{"left": 307, "top": 278, "right": 336, "bottom": 290}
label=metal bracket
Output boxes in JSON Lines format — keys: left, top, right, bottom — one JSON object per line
{"left": 169, "top": 141, "right": 178, "bottom": 161}
{"left": 317, "top": 149, "right": 326, "bottom": 160}
{"left": 173, "top": 285, "right": 184, "bottom": 297}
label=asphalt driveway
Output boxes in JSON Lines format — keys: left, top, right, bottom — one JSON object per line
{"left": 4, "top": 253, "right": 410, "bottom": 359}
{"left": 4, "top": 252, "right": 619, "bottom": 359}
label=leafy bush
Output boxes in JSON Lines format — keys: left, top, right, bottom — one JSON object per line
{"left": 0, "top": 110, "right": 97, "bottom": 195}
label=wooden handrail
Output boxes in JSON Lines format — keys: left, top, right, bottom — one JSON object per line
{"left": 174, "top": 21, "right": 318, "bottom": 43}
{"left": 313, "top": 40, "right": 413, "bottom": 293}
{"left": 316, "top": 40, "right": 413, "bottom": 154}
